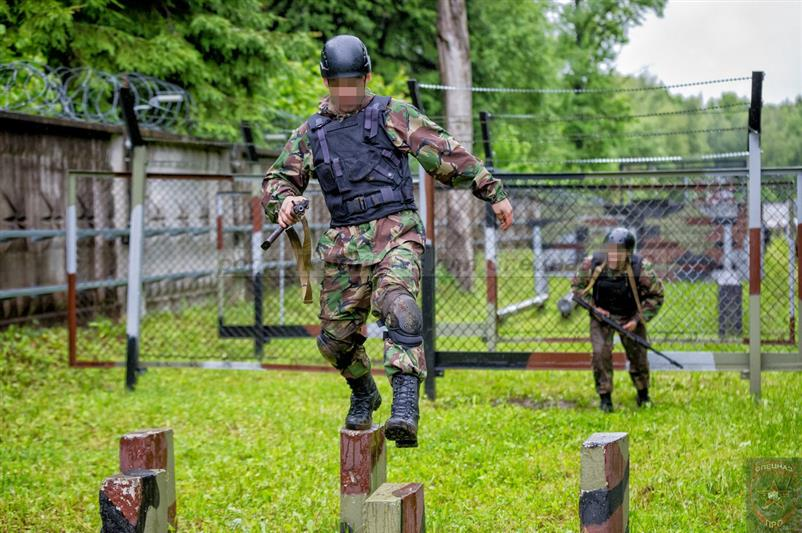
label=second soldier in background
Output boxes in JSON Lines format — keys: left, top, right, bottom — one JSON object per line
{"left": 572, "top": 228, "right": 664, "bottom": 412}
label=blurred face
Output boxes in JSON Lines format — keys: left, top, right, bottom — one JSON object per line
{"left": 606, "top": 243, "right": 628, "bottom": 270}
{"left": 323, "top": 74, "right": 371, "bottom": 113}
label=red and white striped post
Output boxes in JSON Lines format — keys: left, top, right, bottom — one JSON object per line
{"left": 747, "top": 71, "right": 764, "bottom": 398}
{"left": 66, "top": 172, "right": 78, "bottom": 366}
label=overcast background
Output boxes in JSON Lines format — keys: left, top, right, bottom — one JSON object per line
{"left": 616, "top": 0, "right": 802, "bottom": 104}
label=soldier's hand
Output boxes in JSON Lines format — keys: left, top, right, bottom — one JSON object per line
{"left": 492, "top": 198, "right": 513, "bottom": 231}
{"left": 622, "top": 319, "right": 638, "bottom": 332}
{"left": 278, "top": 196, "right": 308, "bottom": 228}
{"left": 595, "top": 306, "right": 610, "bottom": 318}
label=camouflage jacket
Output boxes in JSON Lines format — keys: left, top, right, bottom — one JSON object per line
{"left": 571, "top": 255, "right": 665, "bottom": 323}
{"left": 262, "top": 92, "right": 507, "bottom": 265}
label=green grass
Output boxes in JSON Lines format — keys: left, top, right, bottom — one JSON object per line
{"left": 2, "top": 325, "right": 801, "bottom": 531}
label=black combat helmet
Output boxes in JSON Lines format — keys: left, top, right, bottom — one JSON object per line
{"left": 605, "top": 227, "right": 636, "bottom": 252}
{"left": 319, "top": 35, "right": 371, "bottom": 79}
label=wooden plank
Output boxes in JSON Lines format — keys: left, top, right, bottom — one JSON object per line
{"left": 119, "top": 428, "right": 176, "bottom": 529}
{"left": 99, "top": 469, "right": 168, "bottom": 533}
{"left": 340, "top": 425, "right": 387, "bottom": 533}
{"left": 364, "top": 482, "right": 425, "bottom": 533}
{"left": 580, "top": 432, "right": 629, "bottom": 533}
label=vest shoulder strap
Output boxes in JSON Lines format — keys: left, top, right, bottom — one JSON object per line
{"left": 591, "top": 251, "right": 607, "bottom": 270}
{"left": 630, "top": 254, "right": 643, "bottom": 279}
{"left": 307, "top": 113, "right": 331, "bottom": 131}
{"left": 582, "top": 253, "right": 607, "bottom": 296}
{"left": 363, "top": 95, "right": 391, "bottom": 139}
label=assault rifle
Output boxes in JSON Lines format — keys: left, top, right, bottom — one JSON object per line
{"left": 261, "top": 198, "right": 309, "bottom": 250}
{"left": 572, "top": 294, "right": 684, "bottom": 369}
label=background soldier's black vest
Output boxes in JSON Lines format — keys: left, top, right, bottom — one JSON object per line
{"left": 591, "top": 252, "right": 643, "bottom": 317}
{"left": 307, "top": 95, "right": 416, "bottom": 227}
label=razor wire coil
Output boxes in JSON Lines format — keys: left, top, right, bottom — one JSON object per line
{"left": 0, "top": 61, "right": 191, "bottom": 130}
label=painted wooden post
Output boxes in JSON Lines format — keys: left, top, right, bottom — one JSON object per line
{"left": 66, "top": 171, "right": 78, "bottom": 366}
{"left": 120, "top": 80, "right": 147, "bottom": 391}
{"left": 747, "top": 71, "right": 764, "bottom": 398}
{"left": 579, "top": 432, "right": 629, "bottom": 533}
{"left": 340, "top": 425, "right": 387, "bottom": 533}
{"left": 364, "top": 483, "right": 425, "bottom": 533}
{"left": 100, "top": 469, "right": 168, "bottom": 533}
{"left": 120, "top": 428, "right": 176, "bottom": 530}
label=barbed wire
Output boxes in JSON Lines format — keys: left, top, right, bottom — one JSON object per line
{"left": 0, "top": 61, "right": 190, "bottom": 130}
{"left": 520, "top": 126, "right": 745, "bottom": 145}
{"left": 491, "top": 102, "right": 751, "bottom": 123}
{"left": 417, "top": 76, "right": 752, "bottom": 94}
{"left": 422, "top": 102, "right": 748, "bottom": 128}
{"left": 494, "top": 150, "right": 750, "bottom": 167}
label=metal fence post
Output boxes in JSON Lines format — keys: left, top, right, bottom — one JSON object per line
{"left": 122, "top": 82, "right": 146, "bottom": 390}
{"left": 242, "top": 123, "right": 265, "bottom": 359}
{"left": 408, "top": 79, "right": 437, "bottom": 400}
{"left": 125, "top": 145, "right": 147, "bottom": 390}
{"left": 479, "top": 111, "right": 498, "bottom": 351}
{"left": 747, "top": 71, "right": 764, "bottom": 399}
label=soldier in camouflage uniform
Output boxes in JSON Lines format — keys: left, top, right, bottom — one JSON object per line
{"left": 262, "top": 35, "right": 513, "bottom": 447}
{"left": 571, "top": 227, "right": 664, "bottom": 412}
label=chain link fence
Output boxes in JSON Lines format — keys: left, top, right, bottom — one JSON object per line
{"left": 68, "top": 172, "right": 405, "bottom": 369}
{"left": 430, "top": 170, "right": 799, "bottom": 362}
{"left": 67, "top": 172, "right": 129, "bottom": 363}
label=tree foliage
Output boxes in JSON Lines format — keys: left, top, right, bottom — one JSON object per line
{"left": 0, "top": 0, "right": 798, "bottom": 167}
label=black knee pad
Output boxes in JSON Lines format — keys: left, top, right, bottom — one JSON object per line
{"left": 317, "top": 330, "right": 367, "bottom": 370}
{"left": 382, "top": 292, "right": 423, "bottom": 348}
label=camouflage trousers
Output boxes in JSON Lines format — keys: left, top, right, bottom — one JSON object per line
{"left": 318, "top": 241, "right": 426, "bottom": 381}
{"left": 590, "top": 315, "right": 650, "bottom": 395}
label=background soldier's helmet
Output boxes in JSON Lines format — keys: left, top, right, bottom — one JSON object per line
{"left": 319, "top": 35, "right": 371, "bottom": 79}
{"left": 605, "top": 227, "right": 636, "bottom": 252}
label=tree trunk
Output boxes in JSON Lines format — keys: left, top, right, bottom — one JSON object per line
{"left": 436, "top": 0, "right": 475, "bottom": 291}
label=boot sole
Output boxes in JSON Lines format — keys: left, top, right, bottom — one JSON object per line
{"left": 384, "top": 419, "right": 418, "bottom": 448}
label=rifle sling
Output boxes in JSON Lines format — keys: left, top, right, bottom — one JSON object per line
{"left": 625, "top": 261, "right": 644, "bottom": 319}
{"left": 285, "top": 218, "right": 313, "bottom": 304}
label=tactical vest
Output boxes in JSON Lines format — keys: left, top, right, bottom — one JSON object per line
{"left": 307, "top": 95, "right": 416, "bottom": 227}
{"left": 591, "top": 252, "right": 643, "bottom": 317}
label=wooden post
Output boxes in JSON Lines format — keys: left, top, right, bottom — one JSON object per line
{"left": 747, "top": 70, "right": 764, "bottom": 399}
{"left": 119, "top": 428, "right": 176, "bottom": 530}
{"left": 579, "top": 432, "right": 629, "bottom": 533}
{"left": 340, "top": 425, "right": 387, "bottom": 533}
{"left": 364, "top": 483, "right": 425, "bottom": 533}
{"left": 100, "top": 469, "right": 168, "bottom": 533}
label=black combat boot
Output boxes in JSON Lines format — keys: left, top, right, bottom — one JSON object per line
{"left": 599, "top": 392, "right": 613, "bottom": 413}
{"left": 344, "top": 373, "right": 382, "bottom": 430}
{"left": 636, "top": 387, "right": 651, "bottom": 407}
{"left": 384, "top": 374, "right": 420, "bottom": 448}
